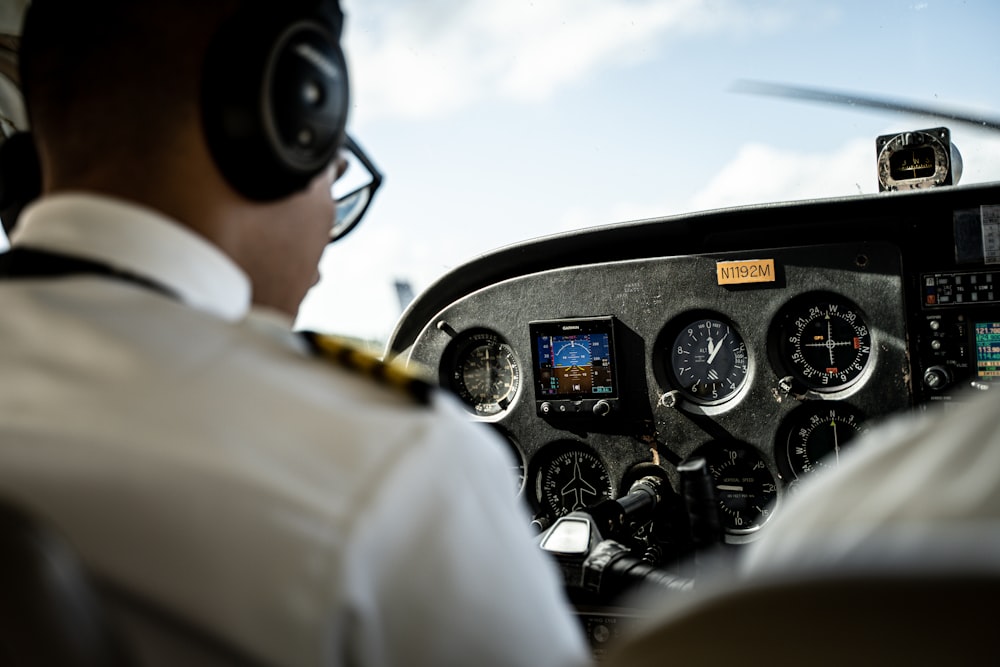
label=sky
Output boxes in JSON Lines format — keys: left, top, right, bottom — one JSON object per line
{"left": 8, "top": 2, "right": 999, "bottom": 344}
{"left": 297, "top": 0, "right": 1000, "bottom": 346}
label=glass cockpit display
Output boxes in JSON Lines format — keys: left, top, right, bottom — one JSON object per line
{"left": 974, "top": 321, "right": 1000, "bottom": 379}
{"left": 530, "top": 317, "right": 619, "bottom": 416}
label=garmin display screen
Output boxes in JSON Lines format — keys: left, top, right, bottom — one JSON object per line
{"left": 531, "top": 318, "right": 617, "bottom": 400}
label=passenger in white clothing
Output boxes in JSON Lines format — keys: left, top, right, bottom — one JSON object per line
{"left": 742, "top": 389, "right": 1000, "bottom": 573}
{"left": 0, "top": 1, "right": 590, "bottom": 665}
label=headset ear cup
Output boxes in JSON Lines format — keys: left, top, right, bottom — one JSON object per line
{"left": 0, "top": 132, "right": 42, "bottom": 235}
{"left": 201, "top": 10, "right": 349, "bottom": 201}
{"left": 265, "top": 23, "right": 349, "bottom": 173}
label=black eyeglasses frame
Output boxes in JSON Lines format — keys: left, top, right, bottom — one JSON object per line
{"left": 330, "top": 134, "right": 383, "bottom": 243}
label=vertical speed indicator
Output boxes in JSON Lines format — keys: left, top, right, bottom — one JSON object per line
{"left": 773, "top": 293, "right": 873, "bottom": 392}
{"left": 688, "top": 442, "right": 777, "bottom": 535}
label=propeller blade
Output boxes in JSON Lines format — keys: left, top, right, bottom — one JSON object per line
{"left": 731, "top": 80, "right": 1000, "bottom": 133}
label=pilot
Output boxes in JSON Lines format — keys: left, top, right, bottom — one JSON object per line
{"left": 0, "top": 1, "right": 591, "bottom": 666}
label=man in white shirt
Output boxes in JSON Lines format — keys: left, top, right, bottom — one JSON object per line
{"left": 0, "top": 1, "right": 590, "bottom": 665}
{"left": 742, "top": 390, "right": 1000, "bottom": 573}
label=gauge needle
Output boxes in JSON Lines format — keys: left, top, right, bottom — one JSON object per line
{"left": 707, "top": 331, "right": 728, "bottom": 364}
{"left": 832, "top": 419, "right": 841, "bottom": 464}
{"left": 717, "top": 484, "right": 744, "bottom": 491}
{"left": 827, "top": 319, "right": 836, "bottom": 365}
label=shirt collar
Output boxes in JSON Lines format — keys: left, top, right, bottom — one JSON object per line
{"left": 11, "top": 193, "right": 252, "bottom": 321}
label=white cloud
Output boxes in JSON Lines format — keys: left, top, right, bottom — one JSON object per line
{"left": 952, "top": 132, "right": 1000, "bottom": 185}
{"left": 296, "top": 219, "right": 474, "bottom": 343}
{"left": 552, "top": 129, "right": 1000, "bottom": 237}
{"left": 686, "top": 130, "right": 1000, "bottom": 213}
{"left": 341, "top": 0, "right": 798, "bottom": 122}
{"left": 551, "top": 138, "right": 875, "bottom": 236}
{"left": 685, "top": 138, "right": 874, "bottom": 211}
{"left": 302, "top": 130, "right": 1000, "bottom": 345}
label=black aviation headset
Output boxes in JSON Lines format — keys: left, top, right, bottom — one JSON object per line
{"left": 201, "top": 0, "right": 351, "bottom": 201}
{"left": 0, "top": 0, "right": 351, "bottom": 232}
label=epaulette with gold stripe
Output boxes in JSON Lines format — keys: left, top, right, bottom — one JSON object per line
{"left": 300, "top": 331, "right": 433, "bottom": 405}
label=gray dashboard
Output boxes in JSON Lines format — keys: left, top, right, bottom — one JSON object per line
{"left": 389, "top": 181, "right": 1000, "bottom": 551}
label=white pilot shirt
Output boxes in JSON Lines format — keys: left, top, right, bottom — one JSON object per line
{"left": 0, "top": 194, "right": 591, "bottom": 667}
{"left": 742, "top": 389, "right": 1000, "bottom": 573}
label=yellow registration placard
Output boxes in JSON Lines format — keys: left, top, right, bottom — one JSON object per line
{"left": 716, "top": 259, "right": 776, "bottom": 285}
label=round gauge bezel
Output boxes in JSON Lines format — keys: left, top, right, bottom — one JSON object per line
{"left": 657, "top": 311, "right": 752, "bottom": 409}
{"left": 877, "top": 128, "right": 952, "bottom": 191}
{"left": 688, "top": 441, "right": 778, "bottom": 536}
{"left": 489, "top": 425, "right": 527, "bottom": 496}
{"left": 531, "top": 441, "right": 615, "bottom": 521}
{"left": 776, "top": 402, "right": 868, "bottom": 483}
{"left": 440, "top": 329, "right": 521, "bottom": 418}
{"left": 769, "top": 292, "right": 874, "bottom": 394}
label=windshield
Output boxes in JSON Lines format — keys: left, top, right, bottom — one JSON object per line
{"left": 297, "top": 0, "right": 1000, "bottom": 347}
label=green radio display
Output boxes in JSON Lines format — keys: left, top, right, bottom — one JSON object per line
{"left": 975, "top": 322, "right": 1000, "bottom": 378}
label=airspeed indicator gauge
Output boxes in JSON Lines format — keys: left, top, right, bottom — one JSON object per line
{"left": 442, "top": 330, "right": 520, "bottom": 417}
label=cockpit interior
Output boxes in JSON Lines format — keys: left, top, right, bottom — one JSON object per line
{"left": 3, "top": 0, "right": 1000, "bottom": 664}
{"left": 387, "top": 174, "right": 1000, "bottom": 622}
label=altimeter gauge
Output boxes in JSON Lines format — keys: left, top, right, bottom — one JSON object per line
{"left": 668, "top": 316, "right": 749, "bottom": 405}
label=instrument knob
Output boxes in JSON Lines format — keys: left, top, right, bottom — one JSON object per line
{"left": 922, "top": 365, "right": 952, "bottom": 390}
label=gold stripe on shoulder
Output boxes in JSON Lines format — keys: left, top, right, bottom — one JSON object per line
{"left": 300, "top": 331, "right": 433, "bottom": 405}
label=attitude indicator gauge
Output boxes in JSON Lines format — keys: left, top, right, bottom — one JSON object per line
{"left": 442, "top": 330, "right": 520, "bottom": 416}
{"left": 773, "top": 294, "right": 872, "bottom": 392}
{"left": 667, "top": 316, "right": 749, "bottom": 405}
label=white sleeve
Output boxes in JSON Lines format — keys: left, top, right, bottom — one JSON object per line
{"left": 742, "top": 388, "right": 1000, "bottom": 573}
{"left": 336, "top": 400, "right": 592, "bottom": 667}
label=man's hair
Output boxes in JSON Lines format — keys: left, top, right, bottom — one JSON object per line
{"left": 19, "top": 0, "right": 236, "bottom": 179}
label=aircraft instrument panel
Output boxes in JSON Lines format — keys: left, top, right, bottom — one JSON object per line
{"left": 390, "top": 181, "right": 1000, "bottom": 550}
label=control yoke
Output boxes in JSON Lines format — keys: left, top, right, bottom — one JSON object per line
{"left": 538, "top": 476, "right": 693, "bottom": 600}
